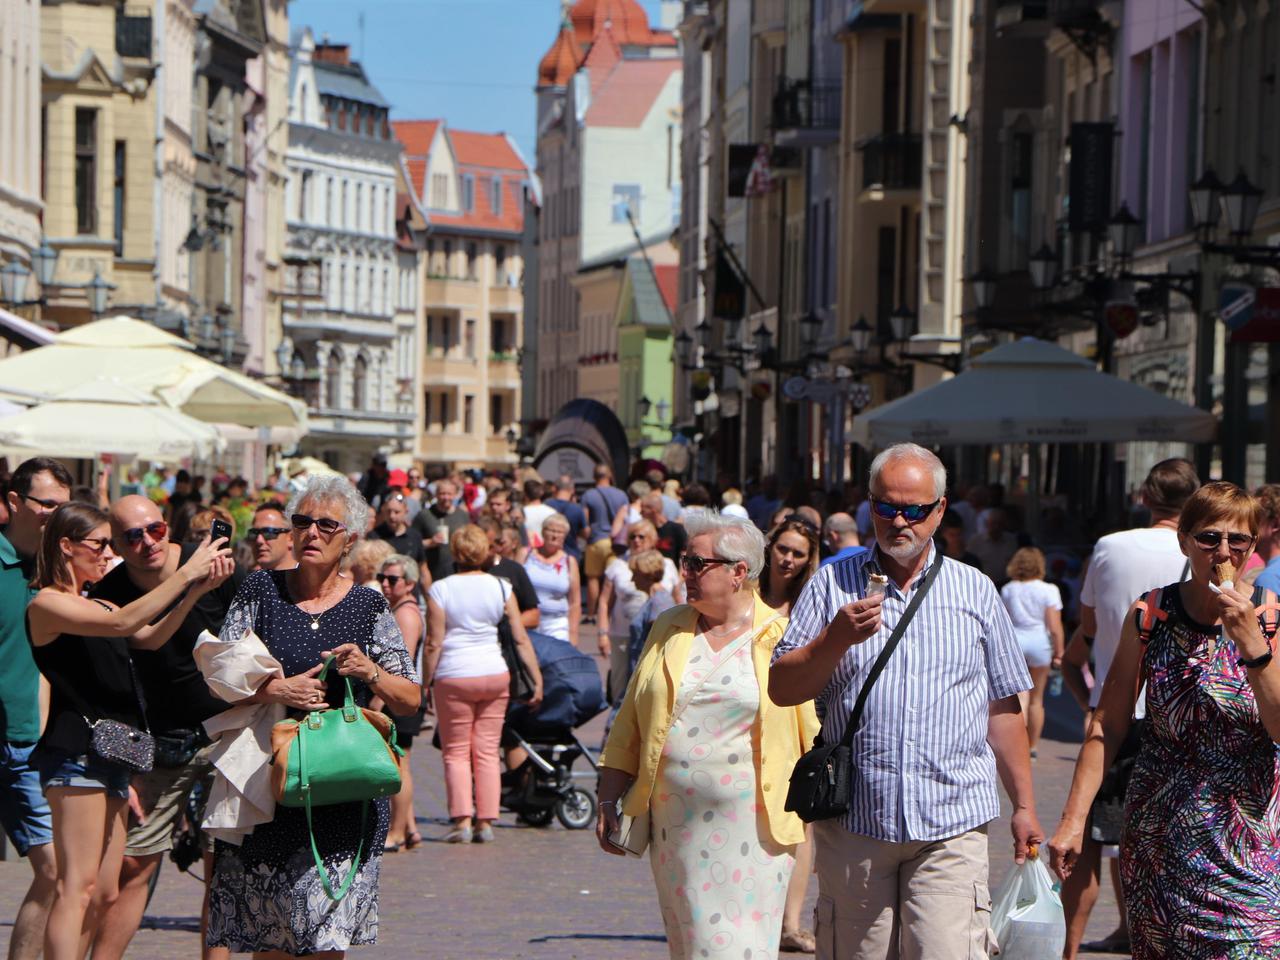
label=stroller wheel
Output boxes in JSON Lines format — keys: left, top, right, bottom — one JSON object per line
{"left": 555, "top": 787, "right": 596, "bottom": 830}
{"left": 517, "top": 807, "right": 555, "bottom": 827}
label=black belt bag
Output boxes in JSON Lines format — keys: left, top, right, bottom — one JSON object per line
{"left": 785, "top": 553, "right": 943, "bottom": 823}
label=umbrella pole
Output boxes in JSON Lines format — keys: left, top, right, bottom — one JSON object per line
{"left": 1029, "top": 443, "right": 1042, "bottom": 544}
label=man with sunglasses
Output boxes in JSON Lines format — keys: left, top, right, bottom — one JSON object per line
{"left": 1055, "top": 457, "right": 1199, "bottom": 958}
{"left": 0, "top": 457, "right": 72, "bottom": 960}
{"left": 771, "top": 443, "right": 1039, "bottom": 960}
{"left": 248, "top": 502, "right": 294, "bottom": 572}
{"left": 88, "top": 495, "right": 244, "bottom": 960}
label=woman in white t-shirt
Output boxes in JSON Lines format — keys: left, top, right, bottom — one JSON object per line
{"left": 1000, "top": 546, "right": 1065, "bottom": 757}
{"left": 423, "top": 525, "right": 542, "bottom": 844}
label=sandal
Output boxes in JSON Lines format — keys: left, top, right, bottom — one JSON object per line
{"left": 780, "top": 928, "right": 816, "bottom": 954}
{"left": 382, "top": 841, "right": 402, "bottom": 853}
{"left": 405, "top": 831, "right": 423, "bottom": 849}
{"left": 1083, "top": 934, "right": 1131, "bottom": 953}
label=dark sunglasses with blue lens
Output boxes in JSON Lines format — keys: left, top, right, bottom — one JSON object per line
{"left": 870, "top": 498, "right": 942, "bottom": 522}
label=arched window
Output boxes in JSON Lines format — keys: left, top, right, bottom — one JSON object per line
{"left": 326, "top": 351, "right": 342, "bottom": 409}
{"left": 352, "top": 354, "right": 368, "bottom": 410}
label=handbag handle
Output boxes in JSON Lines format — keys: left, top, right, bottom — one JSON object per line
{"left": 314, "top": 655, "right": 360, "bottom": 722}
{"left": 835, "top": 552, "right": 945, "bottom": 751}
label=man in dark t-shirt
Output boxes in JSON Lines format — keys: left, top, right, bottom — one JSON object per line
{"left": 368, "top": 496, "right": 426, "bottom": 586}
{"left": 475, "top": 516, "right": 541, "bottom": 631}
{"left": 640, "top": 492, "right": 687, "bottom": 564}
{"left": 90, "top": 495, "right": 244, "bottom": 960}
{"left": 413, "top": 478, "right": 469, "bottom": 586}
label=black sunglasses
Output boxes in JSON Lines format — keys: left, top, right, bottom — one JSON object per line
{"left": 121, "top": 521, "right": 169, "bottom": 546}
{"left": 290, "top": 514, "right": 346, "bottom": 536}
{"left": 1191, "top": 530, "right": 1255, "bottom": 551}
{"left": 679, "top": 554, "right": 735, "bottom": 575}
{"left": 871, "top": 498, "right": 942, "bottom": 523}
{"left": 375, "top": 573, "right": 403, "bottom": 585}
{"left": 76, "top": 537, "right": 113, "bottom": 555}
{"left": 248, "top": 526, "right": 290, "bottom": 541}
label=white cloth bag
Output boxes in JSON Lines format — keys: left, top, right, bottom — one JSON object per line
{"left": 989, "top": 853, "right": 1066, "bottom": 959}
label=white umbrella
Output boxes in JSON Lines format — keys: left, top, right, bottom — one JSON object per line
{"left": 0, "top": 316, "right": 307, "bottom": 430}
{"left": 851, "top": 337, "right": 1217, "bottom": 447}
{"left": 0, "top": 378, "right": 224, "bottom": 461}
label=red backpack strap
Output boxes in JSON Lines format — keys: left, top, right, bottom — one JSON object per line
{"left": 1251, "top": 586, "right": 1280, "bottom": 641}
{"left": 1133, "top": 587, "right": 1167, "bottom": 645}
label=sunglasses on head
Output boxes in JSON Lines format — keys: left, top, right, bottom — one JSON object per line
{"left": 870, "top": 498, "right": 942, "bottom": 522}
{"left": 290, "top": 514, "right": 346, "bottom": 536}
{"left": 679, "top": 554, "right": 735, "bottom": 575}
{"left": 121, "top": 520, "right": 168, "bottom": 546}
{"left": 77, "top": 537, "right": 113, "bottom": 555}
{"left": 248, "top": 525, "right": 290, "bottom": 541}
{"left": 1191, "top": 530, "right": 1255, "bottom": 551}
{"left": 375, "top": 573, "right": 403, "bottom": 585}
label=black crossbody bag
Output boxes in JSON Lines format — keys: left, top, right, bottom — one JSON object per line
{"left": 784, "top": 552, "right": 944, "bottom": 823}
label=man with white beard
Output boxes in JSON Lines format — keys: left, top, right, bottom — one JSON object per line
{"left": 771, "top": 442, "right": 1040, "bottom": 959}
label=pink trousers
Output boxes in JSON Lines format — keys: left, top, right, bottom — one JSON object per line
{"left": 434, "top": 672, "right": 510, "bottom": 820}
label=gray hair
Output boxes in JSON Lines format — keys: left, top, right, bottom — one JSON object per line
{"left": 286, "top": 475, "right": 370, "bottom": 536}
{"left": 381, "top": 552, "right": 420, "bottom": 585}
{"left": 868, "top": 443, "right": 947, "bottom": 500}
{"left": 684, "top": 509, "right": 767, "bottom": 579}
{"left": 627, "top": 479, "right": 651, "bottom": 501}
{"left": 541, "top": 512, "right": 570, "bottom": 535}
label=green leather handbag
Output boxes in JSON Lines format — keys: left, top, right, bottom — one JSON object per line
{"left": 270, "top": 656, "right": 403, "bottom": 900}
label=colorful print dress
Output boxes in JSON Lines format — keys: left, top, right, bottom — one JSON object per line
{"left": 1120, "top": 585, "right": 1280, "bottom": 959}
{"left": 649, "top": 631, "right": 795, "bottom": 960}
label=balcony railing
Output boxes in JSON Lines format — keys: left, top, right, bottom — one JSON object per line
{"left": 857, "top": 133, "right": 923, "bottom": 191}
{"left": 772, "top": 78, "right": 842, "bottom": 133}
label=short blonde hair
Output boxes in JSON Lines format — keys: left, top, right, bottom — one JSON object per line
{"left": 541, "top": 513, "right": 570, "bottom": 536}
{"left": 627, "top": 519, "right": 658, "bottom": 542}
{"left": 721, "top": 488, "right": 743, "bottom": 506}
{"left": 628, "top": 548, "right": 665, "bottom": 586}
{"left": 451, "top": 524, "right": 492, "bottom": 570}
{"left": 1006, "top": 546, "right": 1046, "bottom": 581}
{"left": 345, "top": 538, "right": 394, "bottom": 583}
{"left": 381, "top": 553, "right": 420, "bottom": 586}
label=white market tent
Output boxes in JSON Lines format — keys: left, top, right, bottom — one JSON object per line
{"left": 0, "top": 316, "right": 307, "bottom": 432}
{"left": 0, "top": 378, "right": 224, "bottom": 461}
{"left": 850, "top": 337, "right": 1217, "bottom": 447}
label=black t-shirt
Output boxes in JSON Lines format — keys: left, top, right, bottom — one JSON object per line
{"left": 413, "top": 506, "right": 469, "bottom": 581}
{"left": 91, "top": 544, "right": 246, "bottom": 734}
{"left": 491, "top": 557, "right": 539, "bottom": 613}
{"left": 655, "top": 521, "right": 687, "bottom": 564}
{"left": 368, "top": 523, "right": 425, "bottom": 565}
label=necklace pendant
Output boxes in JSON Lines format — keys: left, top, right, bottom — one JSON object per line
{"left": 310, "top": 620, "right": 320, "bottom": 631}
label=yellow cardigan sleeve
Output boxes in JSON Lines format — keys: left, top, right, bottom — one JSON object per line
{"left": 597, "top": 608, "right": 671, "bottom": 776}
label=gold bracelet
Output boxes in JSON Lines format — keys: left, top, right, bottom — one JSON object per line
{"left": 369, "top": 665, "right": 380, "bottom": 685}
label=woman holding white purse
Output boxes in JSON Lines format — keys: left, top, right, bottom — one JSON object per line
{"left": 597, "top": 511, "right": 818, "bottom": 960}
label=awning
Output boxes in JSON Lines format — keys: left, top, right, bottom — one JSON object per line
{"left": 0, "top": 307, "right": 56, "bottom": 351}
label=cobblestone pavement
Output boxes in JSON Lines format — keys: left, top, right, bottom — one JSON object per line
{"left": 0, "top": 627, "right": 1128, "bottom": 958}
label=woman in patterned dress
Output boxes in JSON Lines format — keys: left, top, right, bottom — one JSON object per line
{"left": 206, "top": 476, "right": 420, "bottom": 958}
{"left": 598, "top": 511, "right": 819, "bottom": 960}
{"left": 1049, "top": 482, "right": 1280, "bottom": 959}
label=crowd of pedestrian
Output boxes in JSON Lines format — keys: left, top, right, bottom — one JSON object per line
{"left": 0, "top": 445, "right": 1277, "bottom": 959}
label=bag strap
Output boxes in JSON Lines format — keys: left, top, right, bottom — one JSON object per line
{"left": 838, "top": 552, "right": 945, "bottom": 750}
{"left": 1132, "top": 588, "right": 1167, "bottom": 646}
{"left": 668, "top": 613, "right": 784, "bottom": 731}
{"left": 1252, "top": 586, "right": 1280, "bottom": 641}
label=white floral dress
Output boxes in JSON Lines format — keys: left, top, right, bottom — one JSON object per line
{"left": 649, "top": 631, "right": 795, "bottom": 959}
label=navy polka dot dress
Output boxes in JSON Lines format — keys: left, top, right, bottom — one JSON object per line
{"left": 206, "top": 570, "right": 417, "bottom": 955}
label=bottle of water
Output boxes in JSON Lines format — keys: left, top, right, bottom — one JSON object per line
{"left": 1049, "top": 667, "right": 1063, "bottom": 697}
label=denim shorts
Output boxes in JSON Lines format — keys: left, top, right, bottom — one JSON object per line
{"left": 0, "top": 741, "right": 53, "bottom": 855}
{"left": 36, "top": 748, "right": 132, "bottom": 800}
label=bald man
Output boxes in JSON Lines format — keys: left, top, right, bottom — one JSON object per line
{"left": 820, "top": 512, "right": 867, "bottom": 568}
{"left": 89, "top": 495, "right": 243, "bottom": 960}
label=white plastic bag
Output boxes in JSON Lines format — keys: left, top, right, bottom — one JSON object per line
{"left": 989, "top": 852, "right": 1066, "bottom": 959}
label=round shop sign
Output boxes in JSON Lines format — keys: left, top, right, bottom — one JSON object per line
{"left": 782, "top": 376, "right": 810, "bottom": 401}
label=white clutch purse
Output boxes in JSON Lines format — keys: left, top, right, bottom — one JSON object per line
{"left": 607, "top": 791, "right": 650, "bottom": 857}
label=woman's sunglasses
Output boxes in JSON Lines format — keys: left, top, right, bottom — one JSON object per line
{"left": 1191, "top": 530, "right": 1255, "bottom": 551}
{"left": 679, "top": 554, "right": 734, "bottom": 575}
{"left": 121, "top": 521, "right": 168, "bottom": 546}
{"left": 290, "top": 514, "right": 346, "bottom": 536}
{"left": 870, "top": 498, "right": 941, "bottom": 522}
{"left": 375, "top": 573, "right": 403, "bottom": 585}
{"left": 77, "top": 537, "right": 113, "bottom": 555}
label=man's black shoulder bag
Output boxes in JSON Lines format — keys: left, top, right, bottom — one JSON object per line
{"left": 784, "top": 552, "right": 944, "bottom": 823}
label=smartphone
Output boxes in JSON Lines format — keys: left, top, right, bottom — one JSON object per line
{"left": 210, "top": 518, "right": 233, "bottom": 545}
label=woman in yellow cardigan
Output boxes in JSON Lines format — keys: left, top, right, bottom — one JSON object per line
{"left": 597, "top": 511, "right": 819, "bottom": 960}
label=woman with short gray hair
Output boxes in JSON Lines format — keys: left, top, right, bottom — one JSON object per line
{"left": 206, "top": 475, "right": 420, "bottom": 956}
{"left": 597, "top": 511, "right": 818, "bottom": 959}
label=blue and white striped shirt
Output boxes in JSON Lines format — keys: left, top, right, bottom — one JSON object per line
{"left": 771, "top": 542, "right": 1030, "bottom": 843}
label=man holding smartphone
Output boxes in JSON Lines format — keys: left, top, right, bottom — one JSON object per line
{"left": 88, "top": 495, "right": 244, "bottom": 960}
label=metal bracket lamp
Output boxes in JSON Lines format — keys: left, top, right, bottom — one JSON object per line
{"left": 0, "top": 240, "right": 62, "bottom": 311}
{"left": 1189, "top": 168, "right": 1279, "bottom": 269}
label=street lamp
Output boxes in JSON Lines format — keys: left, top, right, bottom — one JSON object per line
{"left": 291, "top": 355, "right": 306, "bottom": 381}
{"left": 199, "top": 312, "right": 216, "bottom": 344}
{"left": 220, "top": 323, "right": 236, "bottom": 364}
{"left": 1109, "top": 203, "right": 1142, "bottom": 262}
{"left": 1029, "top": 244, "right": 1059, "bottom": 291}
{"left": 0, "top": 261, "right": 29, "bottom": 305}
{"left": 1188, "top": 169, "right": 1224, "bottom": 233}
{"left": 849, "top": 315, "right": 874, "bottom": 355}
{"left": 274, "top": 340, "right": 292, "bottom": 373}
{"left": 968, "top": 268, "right": 998, "bottom": 310}
{"left": 1220, "top": 169, "right": 1263, "bottom": 239}
{"left": 674, "top": 329, "right": 694, "bottom": 368}
{"left": 655, "top": 397, "right": 670, "bottom": 424}
{"left": 694, "top": 319, "right": 712, "bottom": 350}
{"left": 889, "top": 305, "right": 915, "bottom": 343}
{"left": 800, "top": 312, "right": 821, "bottom": 352}
{"left": 638, "top": 394, "right": 652, "bottom": 419}
{"left": 752, "top": 321, "right": 773, "bottom": 356}
{"left": 86, "top": 271, "right": 114, "bottom": 317}
{"left": 504, "top": 426, "right": 518, "bottom": 450}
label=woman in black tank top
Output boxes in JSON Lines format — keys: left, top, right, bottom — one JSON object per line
{"left": 25, "top": 501, "right": 232, "bottom": 960}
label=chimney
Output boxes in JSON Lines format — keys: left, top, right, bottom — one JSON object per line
{"left": 313, "top": 43, "right": 351, "bottom": 66}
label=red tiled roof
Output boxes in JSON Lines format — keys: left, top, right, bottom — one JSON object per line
{"left": 449, "top": 130, "right": 525, "bottom": 171}
{"left": 538, "top": 22, "right": 579, "bottom": 88}
{"left": 392, "top": 120, "right": 441, "bottom": 197}
{"left": 653, "top": 264, "right": 678, "bottom": 315}
{"left": 584, "top": 58, "right": 681, "bottom": 127}
{"left": 537, "top": 0, "right": 674, "bottom": 88}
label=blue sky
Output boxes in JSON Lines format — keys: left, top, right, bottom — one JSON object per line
{"left": 289, "top": 0, "right": 670, "bottom": 166}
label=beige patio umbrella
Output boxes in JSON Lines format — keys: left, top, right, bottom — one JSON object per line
{"left": 0, "top": 316, "right": 307, "bottom": 430}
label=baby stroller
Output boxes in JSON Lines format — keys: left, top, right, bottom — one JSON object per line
{"left": 501, "top": 630, "right": 608, "bottom": 830}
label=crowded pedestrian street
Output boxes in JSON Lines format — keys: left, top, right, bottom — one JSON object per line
{"left": 0, "top": 621, "right": 1129, "bottom": 960}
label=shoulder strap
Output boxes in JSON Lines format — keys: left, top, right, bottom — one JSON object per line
{"left": 669, "top": 613, "right": 784, "bottom": 730}
{"left": 1252, "top": 585, "right": 1280, "bottom": 641}
{"left": 1133, "top": 587, "right": 1167, "bottom": 645}
{"left": 839, "top": 552, "right": 945, "bottom": 750}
